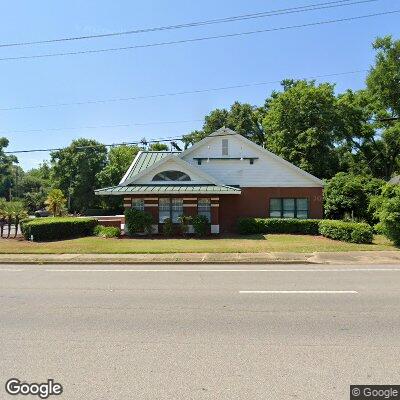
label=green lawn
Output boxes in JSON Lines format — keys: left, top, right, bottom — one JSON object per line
{"left": 0, "top": 234, "right": 396, "bottom": 254}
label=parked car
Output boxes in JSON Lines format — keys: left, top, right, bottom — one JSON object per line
{"left": 34, "top": 209, "right": 51, "bottom": 218}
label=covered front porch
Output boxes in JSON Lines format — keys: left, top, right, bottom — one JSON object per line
{"left": 95, "top": 184, "right": 241, "bottom": 234}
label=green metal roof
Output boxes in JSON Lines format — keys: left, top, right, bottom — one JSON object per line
{"left": 123, "top": 151, "right": 180, "bottom": 182}
{"left": 95, "top": 184, "right": 241, "bottom": 195}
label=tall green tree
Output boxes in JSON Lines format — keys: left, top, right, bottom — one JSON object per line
{"left": 51, "top": 139, "right": 107, "bottom": 212}
{"left": 20, "top": 162, "right": 52, "bottom": 212}
{"left": 96, "top": 145, "right": 139, "bottom": 188}
{"left": 373, "top": 184, "right": 400, "bottom": 245}
{"left": 362, "top": 36, "right": 400, "bottom": 180}
{"left": 182, "top": 102, "right": 265, "bottom": 148}
{"left": 262, "top": 80, "right": 340, "bottom": 178}
{"left": 148, "top": 142, "right": 169, "bottom": 151}
{"left": 0, "top": 138, "right": 18, "bottom": 200}
{"left": 96, "top": 145, "right": 139, "bottom": 210}
{"left": 324, "top": 172, "right": 384, "bottom": 223}
{"left": 367, "top": 36, "right": 400, "bottom": 118}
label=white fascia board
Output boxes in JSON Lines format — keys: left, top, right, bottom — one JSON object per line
{"left": 179, "top": 136, "right": 214, "bottom": 159}
{"left": 179, "top": 127, "right": 236, "bottom": 159}
{"left": 180, "top": 129, "right": 324, "bottom": 187}
{"left": 119, "top": 151, "right": 143, "bottom": 186}
{"left": 235, "top": 134, "right": 324, "bottom": 186}
{"left": 124, "top": 153, "right": 223, "bottom": 186}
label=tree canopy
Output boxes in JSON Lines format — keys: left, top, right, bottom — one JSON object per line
{"left": 50, "top": 138, "right": 107, "bottom": 212}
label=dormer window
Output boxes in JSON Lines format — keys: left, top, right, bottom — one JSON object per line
{"left": 222, "top": 139, "right": 229, "bottom": 156}
{"left": 152, "top": 170, "right": 191, "bottom": 181}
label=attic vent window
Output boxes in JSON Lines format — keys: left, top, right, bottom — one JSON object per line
{"left": 222, "top": 139, "right": 229, "bottom": 156}
{"left": 152, "top": 170, "right": 191, "bottom": 181}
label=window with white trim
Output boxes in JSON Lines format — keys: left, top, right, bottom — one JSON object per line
{"left": 159, "top": 198, "right": 184, "bottom": 223}
{"left": 269, "top": 198, "right": 309, "bottom": 219}
{"left": 159, "top": 198, "right": 171, "bottom": 223}
{"left": 171, "top": 198, "right": 183, "bottom": 223}
{"left": 198, "top": 198, "right": 211, "bottom": 222}
{"left": 132, "top": 198, "right": 144, "bottom": 211}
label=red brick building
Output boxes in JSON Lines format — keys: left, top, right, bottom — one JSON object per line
{"left": 95, "top": 128, "right": 323, "bottom": 234}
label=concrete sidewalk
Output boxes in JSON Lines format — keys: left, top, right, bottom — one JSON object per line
{"left": 0, "top": 251, "right": 399, "bottom": 264}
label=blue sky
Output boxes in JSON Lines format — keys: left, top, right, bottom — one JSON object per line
{"left": 0, "top": 0, "right": 398, "bottom": 170}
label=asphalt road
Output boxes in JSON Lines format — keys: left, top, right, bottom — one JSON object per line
{"left": 0, "top": 263, "right": 400, "bottom": 400}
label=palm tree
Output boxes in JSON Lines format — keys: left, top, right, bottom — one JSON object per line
{"left": 2, "top": 201, "right": 14, "bottom": 238}
{"left": 45, "top": 189, "right": 67, "bottom": 217}
{"left": 10, "top": 201, "right": 28, "bottom": 238}
{"left": 0, "top": 198, "right": 6, "bottom": 238}
{"left": 0, "top": 200, "right": 28, "bottom": 238}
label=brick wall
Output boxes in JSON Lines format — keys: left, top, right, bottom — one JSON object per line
{"left": 219, "top": 187, "right": 323, "bottom": 233}
{"left": 121, "top": 187, "right": 323, "bottom": 234}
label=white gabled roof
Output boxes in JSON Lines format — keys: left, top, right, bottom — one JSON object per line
{"left": 180, "top": 127, "right": 324, "bottom": 187}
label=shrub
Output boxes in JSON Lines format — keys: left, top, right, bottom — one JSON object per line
{"left": 94, "top": 225, "right": 120, "bottom": 238}
{"left": 124, "top": 208, "right": 153, "bottom": 235}
{"left": 237, "top": 218, "right": 263, "bottom": 235}
{"left": 238, "top": 217, "right": 373, "bottom": 244}
{"left": 238, "top": 218, "right": 320, "bottom": 235}
{"left": 373, "top": 222, "right": 387, "bottom": 235}
{"left": 192, "top": 215, "right": 210, "bottom": 237}
{"left": 22, "top": 217, "right": 98, "bottom": 241}
{"left": 162, "top": 218, "right": 174, "bottom": 237}
{"left": 318, "top": 220, "right": 373, "bottom": 244}
{"left": 178, "top": 215, "right": 192, "bottom": 237}
{"left": 373, "top": 184, "right": 400, "bottom": 245}
{"left": 324, "top": 172, "right": 384, "bottom": 224}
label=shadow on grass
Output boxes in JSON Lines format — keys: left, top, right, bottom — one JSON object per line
{"left": 120, "top": 234, "right": 268, "bottom": 241}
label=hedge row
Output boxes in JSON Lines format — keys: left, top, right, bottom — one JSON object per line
{"left": 238, "top": 218, "right": 320, "bottom": 235}
{"left": 238, "top": 218, "right": 373, "bottom": 244}
{"left": 22, "top": 217, "right": 98, "bottom": 241}
{"left": 318, "top": 220, "right": 373, "bottom": 244}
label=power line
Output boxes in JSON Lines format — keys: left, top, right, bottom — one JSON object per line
{"left": 4, "top": 136, "right": 185, "bottom": 154}
{"left": 0, "top": 69, "right": 367, "bottom": 112}
{"left": 0, "top": 119, "right": 203, "bottom": 135}
{"left": 5, "top": 132, "right": 240, "bottom": 154}
{"left": 0, "top": 10, "right": 397, "bottom": 62}
{"left": 0, "top": 0, "right": 378, "bottom": 48}
{"left": 5, "top": 118, "right": 398, "bottom": 155}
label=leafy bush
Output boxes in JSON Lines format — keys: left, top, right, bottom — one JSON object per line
{"left": 373, "top": 184, "right": 400, "bottom": 245}
{"left": 237, "top": 218, "right": 263, "bottom": 235}
{"left": 324, "top": 173, "right": 384, "bottom": 224}
{"left": 238, "top": 218, "right": 320, "bottom": 235}
{"left": 94, "top": 225, "right": 120, "bottom": 238}
{"left": 22, "top": 217, "right": 98, "bottom": 241}
{"left": 192, "top": 215, "right": 210, "bottom": 237}
{"left": 373, "top": 222, "right": 387, "bottom": 235}
{"left": 318, "top": 220, "right": 373, "bottom": 244}
{"left": 124, "top": 208, "right": 153, "bottom": 235}
{"left": 178, "top": 215, "right": 192, "bottom": 237}
{"left": 162, "top": 218, "right": 174, "bottom": 237}
{"left": 238, "top": 217, "right": 373, "bottom": 244}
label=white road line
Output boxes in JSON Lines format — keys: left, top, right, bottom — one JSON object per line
{"left": 44, "top": 268, "right": 400, "bottom": 272}
{"left": 239, "top": 290, "right": 359, "bottom": 294}
{"left": 0, "top": 268, "right": 25, "bottom": 272}
{"left": 0, "top": 268, "right": 399, "bottom": 273}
